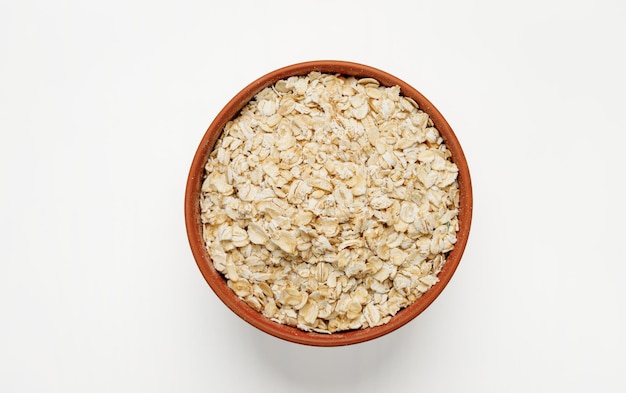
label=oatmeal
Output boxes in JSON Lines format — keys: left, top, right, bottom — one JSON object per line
{"left": 199, "top": 72, "right": 459, "bottom": 333}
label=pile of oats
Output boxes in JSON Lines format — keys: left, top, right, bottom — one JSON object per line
{"left": 200, "top": 72, "right": 459, "bottom": 333}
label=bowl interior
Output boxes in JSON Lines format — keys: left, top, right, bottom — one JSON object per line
{"left": 185, "top": 60, "right": 472, "bottom": 346}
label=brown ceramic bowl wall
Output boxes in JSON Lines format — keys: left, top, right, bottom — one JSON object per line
{"left": 185, "top": 60, "right": 472, "bottom": 346}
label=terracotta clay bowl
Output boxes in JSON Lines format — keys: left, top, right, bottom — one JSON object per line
{"left": 185, "top": 60, "right": 472, "bottom": 346}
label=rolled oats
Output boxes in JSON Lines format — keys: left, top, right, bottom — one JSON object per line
{"left": 200, "top": 72, "right": 460, "bottom": 333}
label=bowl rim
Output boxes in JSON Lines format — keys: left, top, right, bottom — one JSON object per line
{"left": 185, "top": 60, "right": 473, "bottom": 346}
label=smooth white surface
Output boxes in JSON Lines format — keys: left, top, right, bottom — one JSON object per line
{"left": 2, "top": 0, "right": 625, "bottom": 391}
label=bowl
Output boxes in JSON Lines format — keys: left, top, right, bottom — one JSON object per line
{"left": 185, "top": 60, "right": 472, "bottom": 346}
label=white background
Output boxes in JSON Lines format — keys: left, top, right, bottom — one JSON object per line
{"left": 2, "top": 0, "right": 625, "bottom": 392}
